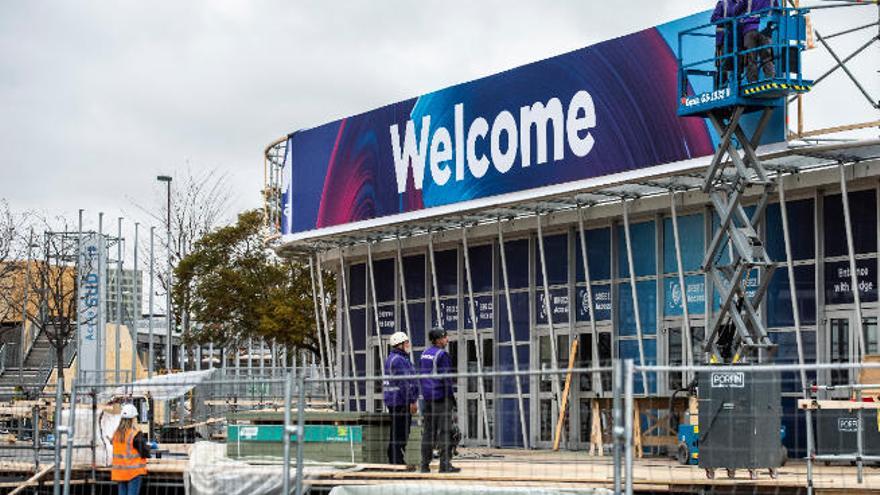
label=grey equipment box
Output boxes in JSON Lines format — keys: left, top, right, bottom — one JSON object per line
{"left": 698, "top": 368, "right": 785, "bottom": 469}
{"left": 816, "top": 409, "right": 880, "bottom": 457}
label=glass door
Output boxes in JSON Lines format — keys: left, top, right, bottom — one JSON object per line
{"left": 825, "top": 313, "right": 878, "bottom": 389}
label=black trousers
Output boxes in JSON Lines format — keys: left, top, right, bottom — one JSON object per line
{"left": 744, "top": 30, "right": 775, "bottom": 83}
{"left": 420, "top": 397, "right": 453, "bottom": 469}
{"left": 387, "top": 406, "right": 412, "bottom": 465}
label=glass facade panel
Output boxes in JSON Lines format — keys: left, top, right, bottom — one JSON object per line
{"left": 617, "top": 281, "right": 657, "bottom": 336}
{"left": 468, "top": 244, "right": 494, "bottom": 293}
{"left": 663, "top": 275, "right": 706, "bottom": 316}
{"left": 373, "top": 258, "right": 395, "bottom": 303}
{"left": 575, "top": 284, "right": 613, "bottom": 321}
{"left": 497, "top": 398, "right": 529, "bottom": 447}
{"left": 536, "top": 233, "right": 568, "bottom": 286}
{"left": 767, "top": 264, "right": 817, "bottom": 327}
{"left": 536, "top": 287, "right": 570, "bottom": 325}
{"left": 824, "top": 259, "right": 878, "bottom": 304}
{"left": 575, "top": 227, "right": 612, "bottom": 282}
{"left": 403, "top": 254, "right": 426, "bottom": 300}
{"left": 498, "top": 292, "right": 530, "bottom": 343}
{"left": 765, "top": 199, "right": 815, "bottom": 261}
{"left": 349, "top": 263, "right": 367, "bottom": 306}
{"left": 436, "top": 249, "right": 458, "bottom": 296}
{"left": 617, "top": 221, "right": 656, "bottom": 277}
{"left": 464, "top": 295, "right": 494, "bottom": 329}
{"left": 349, "top": 308, "right": 367, "bottom": 351}
{"left": 498, "top": 344, "right": 530, "bottom": 394}
{"left": 824, "top": 190, "right": 877, "bottom": 257}
{"left": 501, "top": 238, "right": 529, "bottom": 289}
{"left": 406, "top": 302, "right": 426, "bottom": 347}
{"left": 663, "top": 213, "right": 704, "bottom": 273}
{"left": 618, "top": 339, "right": 657, "bottom": 394}
{"left": 431, "top": 298, "right": 459, "bottom": 329}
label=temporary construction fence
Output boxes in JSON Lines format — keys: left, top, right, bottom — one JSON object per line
{"left": 32, "top": 362, "right": 880, "bottom": 495}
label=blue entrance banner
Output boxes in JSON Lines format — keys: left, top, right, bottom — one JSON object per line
{"left": 281, "top": 10, "right": 785, "bottom": 235}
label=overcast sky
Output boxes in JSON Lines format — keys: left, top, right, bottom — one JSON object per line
{"left": 1, "top": 1, "right": 876, "bottom": 237}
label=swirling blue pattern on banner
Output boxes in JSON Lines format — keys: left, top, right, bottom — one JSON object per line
{"left": 282, "top": 10, "right": 784, "bottom": 234}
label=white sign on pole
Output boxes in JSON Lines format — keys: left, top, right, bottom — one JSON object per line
{"left": 78, "top": 233, "right": 106, "bottom": 382}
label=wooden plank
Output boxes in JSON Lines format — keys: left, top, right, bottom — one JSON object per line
{"left": 640, "top": 435, "right": 677, "bottom": 447}
{"left": 552, "top": 339, "right": 578, "bottom": 451}
{"left": 8, "top": 465, "right": 52, "bottom": 495}
{"left": 798, "top": 399, "right": 880, "bottom": 410}
{"left": 589, "top": 399, "right": 603, "bottom": 456}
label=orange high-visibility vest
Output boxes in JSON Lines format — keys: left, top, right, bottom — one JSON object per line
{"left": 111, "top": 428, "right": 147, "bottom": 482}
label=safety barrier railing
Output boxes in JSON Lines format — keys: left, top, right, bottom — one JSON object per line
{"left": 35, "top": 361, "right": 880, "bottom": 494}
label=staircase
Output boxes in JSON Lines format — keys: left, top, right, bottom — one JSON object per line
{"left": 0, "top": 328, "right": 65, "bottom": 400}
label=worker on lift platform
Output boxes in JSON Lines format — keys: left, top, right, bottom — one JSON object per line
{"left": 735, "top": 0, "right": 777, "bottom": 82}
{"left": 710, "top": 0, "right": 739, "bottom": 87}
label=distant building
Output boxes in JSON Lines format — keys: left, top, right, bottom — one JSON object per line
{"left": 105, "top": 269, "right": 143, "bottom": 324}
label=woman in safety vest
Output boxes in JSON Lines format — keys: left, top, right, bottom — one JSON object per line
{"left": 111, "top": 403, "right": 149, "bottom": 494}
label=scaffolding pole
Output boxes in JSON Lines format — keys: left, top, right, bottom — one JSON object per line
{"left": 316, "top": 254, "right": 339, "bottom": 409}
{"left": 621, "top": 200, "right": 650, "bottom": 390}
{"left": 839, "top": 163, "right": 867, "bottom": 364}
{"left": 576, "top": 204, "right": 603, "bottom": 394}
{"left": 427, "top": 230, "right": 443, "bottom": 328}
{"left": 394, "top": 236, "right": 416, "bottom": 362}
{"left": 461, "top": 225, "right": 493, "bottom": 447}
{"left": 779, "top": 176, "right": 815, "bottom": 494}
{"left": 497, "top": 219, "right": 531, "bottom": 449}
{"left": 366, "top": 242, "right": 387, "bottom": 361}
{"left": 669, "top": 193, "right": 695, "bottom": 376}
{"left": 339, "top": 251, "right": 363, "bottom": 411}
{"left": 309, "top": 256, "right": 333, "bottom": 404}
{"left": 535, "top": 211, "right": 564, "bottom": 412}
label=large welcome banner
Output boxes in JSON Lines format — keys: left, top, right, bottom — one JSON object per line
{"left": 281, "top": 10, "right": 785, "bottom": 235}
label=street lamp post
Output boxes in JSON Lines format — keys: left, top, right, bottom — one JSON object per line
{"left": 156, "top": 176, "right": 172, "bottom": 374}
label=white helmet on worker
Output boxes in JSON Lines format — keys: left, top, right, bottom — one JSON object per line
{"left": 120, "top": 403, "right": 138, "bottom": 419}
{"left": 389, "top": 331, "right": 409, "bottom": 347}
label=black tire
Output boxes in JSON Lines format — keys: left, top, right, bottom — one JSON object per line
{"left": 677, "top": 443, "right": 689, "bottom": 465}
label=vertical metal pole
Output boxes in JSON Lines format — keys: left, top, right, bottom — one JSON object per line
{"left": 535, "top": 211, "right": 564, "bottom": 410}
{"left": 52, "top": 378, "right": 63, "bottom": 495}
{"left": 857, "top": 388, "right": 864, "bottom": 482}
{"left": 294, "top": 373, "right": 307, "bottom": 495}
{"left": 395, "top": 236, "right": 415, "bottom": 362}
{"left": 282, "top": 371, "right": 293, "bottom": 495}
{"left": 461, "top": 225, "right": 492, "bottom": 447}
{"left": 366, "top": 242, "right": 386, "bottom": 361}
{"left": 576, "top": 205, "right": 603, "bottom": 394}
{"left": 497, "top": 219, "right": 530, "bottom": 449}
{"left": 97, "top": 213, "right": 104, "bottom": 378}
{"left": 116, "top": 217, "right": 123, "bottom": 384}
{"left": 427, "top": 231, "right": 443, "bottom": 327}
{"left": 624, "top": 359, "right": 634, "bottom": 495}
{"left": 612, "top": 361, "right": 622, "bottom": 495}
{"left": 316, "top": 255, "right": 338, "bottom": 408}
{"left": 165, "top": 180, "right": 173, "bottom": 377}
{"left": 62, "top": 383, "right": 77, "bottom": 495}
{"left": 670, "top": 193, "right": 695, "bottom": 378}
{"left": 339, "top": 251, "right": 362, "bottom": 411}
{"left": 19, "top": 227, "right": 33, "bottom": 387}
{"left": 840, "top": 163, "right": 866, "bottom": 364}
{"left": 778, "top": 177, "right": 815, "bottom": 492}
{"left": 148, "top": 227, "right": 155, "bottom": 379}
{"left": 309, "top": 257, "right": 332, "bottom": 402}
{"left": 621, "top": 200, "right": 650, "bottom": 390}
{"left": 76, "top": 210, "right": 83, "bottom": 383}
{"left": 248, "top": 337, "right": 253, "bottom": 375}
{"left": 132, "top": 223, "right": 139, "bottom": 381}
{"left": 260, "top": 339, "right": 266, "bottom": 376}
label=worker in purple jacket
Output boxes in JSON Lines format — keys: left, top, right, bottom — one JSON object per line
{"left": 710, "top": 0, "right": 739, "bottom": 87}
{"left": 383, "top": 331, "right": 419, "bottom": 465}
{"left": 419, "top": 327, "right": 459, "bottom": 474}
{"left": 735, "top": 0, "right": 777, "bottom": 82}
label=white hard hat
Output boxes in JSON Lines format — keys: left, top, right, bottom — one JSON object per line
{"left": 389, "top": 332, "right": 409, "bottom": 347}
{"left": 121, "top": 403, "right": 138, "bottom": 419}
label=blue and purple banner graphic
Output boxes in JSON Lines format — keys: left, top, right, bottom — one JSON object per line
{"left": 281, "top": 10, "right": 784, "bottom": 235}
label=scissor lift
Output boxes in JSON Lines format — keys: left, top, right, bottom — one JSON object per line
{"left": 676, "top": 6, "right": 813, "bottom": 480}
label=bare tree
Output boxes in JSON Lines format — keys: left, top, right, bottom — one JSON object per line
{"left": 0, "top": 216, "right": 83, "bottom": 387}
